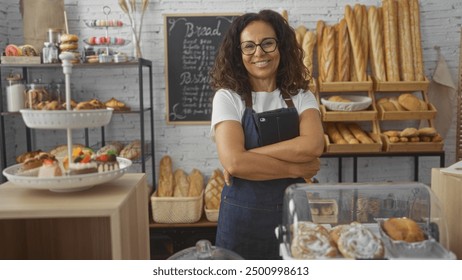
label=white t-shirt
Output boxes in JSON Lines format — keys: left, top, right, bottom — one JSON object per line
{"left": 210, "top": 88, "right": 319, "bottom": 140}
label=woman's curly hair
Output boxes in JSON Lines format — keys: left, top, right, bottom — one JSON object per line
{"left": 209, "top": 9, "right": 311, "bottom": 100}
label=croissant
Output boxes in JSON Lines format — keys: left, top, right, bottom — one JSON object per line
{"left": 105, "top": 97, "right": 130, "bottom": 111}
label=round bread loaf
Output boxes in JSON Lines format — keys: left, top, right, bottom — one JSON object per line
{"left": 382, "top": 217, "right": 425, "bottom": 242}
{"left": 398, "top": 93, "right": 421, "bottom": 111}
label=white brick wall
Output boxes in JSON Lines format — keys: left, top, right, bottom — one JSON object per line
{"left": 1, "top": 0, "right": 461, "bottom": 186}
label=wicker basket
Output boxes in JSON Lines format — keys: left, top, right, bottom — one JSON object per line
{"left": 151, "top": 190, "right": 203, "bottom": 223}
{"left": 204, "top": 207, "right": 219, "bottom": 222}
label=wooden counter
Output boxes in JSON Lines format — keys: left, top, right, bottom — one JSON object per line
{"left": 431, "top": 168, "right": 462, "bottom": 259}
{"left": 0, "top": 173, "right": 150, "bottom": 260}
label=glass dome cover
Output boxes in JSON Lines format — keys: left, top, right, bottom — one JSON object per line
{"left": 168, "top": 240, "right": 244, "bottom": 260}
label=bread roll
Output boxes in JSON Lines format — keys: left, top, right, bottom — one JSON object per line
{"left": 400, "top": 127, "right": 419, "bottom": 137}
{"left": 347, "top": 123, "right": 374, "bottom": 144}
{"left": 382, "top": 0, "right": 400, "bottom": 81}
{"left": 398, "top": 0, "right": 415, "bottom": 81}
{"left": 326, "top": 122, "right": 347, "bottom": 144}
{"left": 328, "top": 95, "right": 351, "bottom": 102}
{"left": 188, "top": 168, "right": 204, "bottom": 197}
{"left": 409, "top": 0, "right": 425, "bottom": 81}
{"left": 382, "top": 217, "right": 425, "bottom": 242}
{"left": 157, "top": 155, "right": 174, "bottom": 197}
{"left": 302, "top": 30, "right": 317, "bottom": 76}
{"left": 205, "top": 169, "right": 225, "bottom": 210}
{"left": 368, "top": 6, "right": 387, "bottom": 81}
{"left": 388, "top": 136, "right": 400, "bottom": 143}
{"left": 336, "top": 19, "right": 350, "bottom": 81}
{"left": 173, "top": 169, "right": 190, "bottom": 197}
{"left": 345, "top": 5, "right": 367, "bottom": 81}
{"left": 383, "top": 130, "right": 400, "bottom": 137}
{"left": 418, "top": 127, "right": 437, "bottom": 136}
{"left": 321, "top": 25, "right": 336, "bottom": 82}
{"left": 432, "top": 133, "right": 443, "bottom": 142}
{"left": 337, "top": 123, "right": 359, "bottom": 144}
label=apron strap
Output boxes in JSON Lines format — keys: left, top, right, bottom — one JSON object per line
{"left": 244, "top": 90, "right": 295, "bottom": 108}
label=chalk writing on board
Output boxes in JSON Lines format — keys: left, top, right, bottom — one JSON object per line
{"left": 165, "top": 14, "right": 237, "bottom": 123}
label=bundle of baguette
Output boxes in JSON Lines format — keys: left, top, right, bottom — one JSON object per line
{"left": 326, "top": 122, "right": 375, "bottom": 144}
{"left": 311, "top": 0, "right": 425, "bottom": 82}
{"left": 383, "top": 127, "right": 443, "bottom": 143}
{"left": 377, "top": 93, "right": 428, "bottom": 112}
{"left": 156, "top": 155, "right": 204, "bottom": 198}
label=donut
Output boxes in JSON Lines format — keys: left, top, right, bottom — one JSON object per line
{"left": 290, "top": 221, "right": 337, "bottom": 259}
{"left": 337, "top": 222, "right": 384, "bottom": 259}
{"left": 19, "top": 45, "right": 39, "bottom": 56}
{"left": 382, "top": 217, "right": 426, "bottom": 242}
{"left": 5, "top": 44, "right": 22, "bottom": 56}
{"left": 60, "top": 33, "right": 79, "bottom": 43}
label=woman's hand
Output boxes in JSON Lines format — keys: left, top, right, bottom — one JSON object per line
{"left": 292, "top": 158, "right": 321, "bottom": 179}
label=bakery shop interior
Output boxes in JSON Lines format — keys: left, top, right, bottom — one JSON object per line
{"left": 0, "top": 0, "right": 461, "bottom": 261}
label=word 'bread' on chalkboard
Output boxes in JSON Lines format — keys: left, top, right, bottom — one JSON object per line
{"left": 164, "top": 13, "right": 239, "bottom": 124}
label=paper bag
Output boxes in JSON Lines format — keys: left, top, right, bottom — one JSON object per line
{"left": 20, "top": 0, "right": 66, "bottom": 51}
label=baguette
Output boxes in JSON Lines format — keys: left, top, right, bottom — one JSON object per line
{"left": 326, "top": 122, "right": 347, "bottom": 144}
{"left": 382, "top": 0, "right": 400, "bottom": 81}
{"left": 157, "top": 155, "right": 174, "bottom": 197}
{"left": 188, "top": 168, "right": 204, "bottom": 197}
{"left": 347, "top": 123, "right": 374, "bottom": 144}
{"left": 368, "top": 6, "right": 387, "bottom": 81}
{"left": 173, "top": 169, "right": 190, "bottom": 197}
{"left": 398, "top": 0, "right": 415, "bottom": 81}
{"left": 409, "top": 0, "right": 425, "bottom": 81}
{"left": 295, "top": 25, "right": 307, "bottom": 47}
{"left": 336, "top": 19, "right": 350, "bottom": 81}
{"left": 316, "top": 20, "right": 326, "bottom": 81}
{"left": 281, "top": 9, "right": 289, "bottom": 22}
{"left": 344, "top": 5, "right": 367, "bottom": 81}
{"left": 360, "top": 5, "right": 369, "bottom": 76}
{"left": 337, "top": 123, "right": 360, "bottom": 144}
{"left": 302, "top": 30, "right": 317, "bottom": 77}
{"left": 321, "top": 25, "right": 336, "bottom": 82}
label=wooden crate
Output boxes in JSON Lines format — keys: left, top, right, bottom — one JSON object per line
{"left": 317, "top": 77, "right": 373, "bottom": 92}
{"left": 320, "top": 104, "right": 377, "bottom": 121}
{"left": 324, "top": 133, "right": 382, "bottom": 153}
{"left": 372, "top": 78, "right": 430, "bottom": 92}
{"left": 1, "top": 56, "right": 41, "bottom": 65}
{"left": 381, "top": 134, "right": 444, "bottom": 152}
{"left": 377, "top": 102, "right": 437, "bottom": 120}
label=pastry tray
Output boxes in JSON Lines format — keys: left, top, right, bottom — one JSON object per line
{"left": 20, "top": 108, "right": 113, "bottom": 129}
{"left": 2, "top": 157, "right": 131, "bottom": 192}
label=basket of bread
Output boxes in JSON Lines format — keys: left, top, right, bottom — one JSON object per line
{"left": 204, "top": 169, "right": 225, "bottom": 222}
{"left": 151, "top": 155, "right": 204, "bottom": 224}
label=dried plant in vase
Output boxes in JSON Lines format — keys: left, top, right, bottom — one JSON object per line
{"left": 118, "top": 0, "right": 150, "bottom": 58}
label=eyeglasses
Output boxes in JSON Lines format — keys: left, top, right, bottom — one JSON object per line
{"left": 239, "top": 38, "right": 278, "bottom": 55}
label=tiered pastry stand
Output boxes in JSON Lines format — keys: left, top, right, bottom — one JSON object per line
{"left": 2, "top": 52, "right": 132, "bottom": 192}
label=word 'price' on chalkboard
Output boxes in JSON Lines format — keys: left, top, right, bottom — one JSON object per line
{"left": 164, "top": 13, "right": 240, "bottom": 124}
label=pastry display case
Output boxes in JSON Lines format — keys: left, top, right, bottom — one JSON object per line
{"left": 277, "top": 182, "right": 456, "bottom": 259}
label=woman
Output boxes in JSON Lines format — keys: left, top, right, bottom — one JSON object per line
{"left": 209, "top": 10, "right": 324, "bottom": 260}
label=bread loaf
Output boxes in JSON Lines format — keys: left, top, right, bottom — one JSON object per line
{"left": 389, "top": 97, "right": 405, "bottom": 111}
{"left": 400, "top": 127, "right": 419, "bottom": 137}
{"left": 326, "top": 122, "right": 347, "bottom": 144}
{"left": 316, "top": 20, "right": 325, "bottom": 81}
{"left": 418, "top": 127, "right": 437, "bottom": 136}
{"left": 398, "top": 0, "right": 415, "bottom": 81}
{"left": 281, "top": 9, "right": 289, "bottom": 22}
{"left": 382, "top": 217, "right": 425, "bottom": 242}
{"left": 321, "top": 25, "right": 336, "bottom": 82}
{"left": 295, "top": 25, "right": 307, "bottom": 47}
{"left": 302, "top": 30, "right": 317, "bottom": 76}
{"left": 347, "top": 123, "right": 374, "bottom": 144}
{"left": 173, "top": 169, "right": 190, "bottom": 197}
{"left": 205, "top": 169, "right": 225, "bottom": 210}
{"left": 328, "top": 95, "right": 352, "bottom": 102}
{"left": 398, "top": 93, "right": 421, "bottom": 111}
{"left": 360, "top": 5, "right": 369, "bottom": 76}
{"left": 337, "top": 123, "right": 359, "bottom": 144}
{"left": 409, "top": 0, "right": 425, "bottom": 81}
{"left": 344, "top": 5, "right": 367, "bottom": 81}
{"left": 368, "top": 6, "right": 386, "bottom": 81}
{"left": 188, "top": 168, "right": 204, "bottom": 197}
{"left": 157, "top": 155, "right": 174, "bottom": 197}
{"left": 382, "top": 0, "right": 400, "bottom": 81}
{"left": 336, "top": 19, "right": 350, "bottom": 81}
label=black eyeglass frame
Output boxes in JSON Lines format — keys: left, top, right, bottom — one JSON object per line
{"left": 239, "top": 37, "right": 279, "bottom": 55}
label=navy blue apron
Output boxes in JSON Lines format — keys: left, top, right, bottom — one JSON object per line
{"left": 215, "top": 92, "right": 304, "bottom": 260}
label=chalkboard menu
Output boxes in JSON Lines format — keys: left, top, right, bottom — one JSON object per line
{"left": 164, "top": 14, "right": 239, "bottom": 124}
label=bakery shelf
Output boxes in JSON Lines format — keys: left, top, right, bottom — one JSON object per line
{"left": 324, "top": 133, "right": 382, "bottom": 153}
{"left": 317, "top": 77, "right": 373, "bottom": 92}
{"left": 320, "top": 105, "right": 377, "bottom": 121}
{"left": 372, "top": 77, "right": 430, "bottom": 92}
{"left": 381, "top": 135, "right": 444, "bottom": 152}
{"left": 377, "top": 103, "right": 437, "bottom": 120}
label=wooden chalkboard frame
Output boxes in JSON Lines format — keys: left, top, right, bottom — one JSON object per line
{"left": 164, "top": 13, "right": 240, "bottom": 125}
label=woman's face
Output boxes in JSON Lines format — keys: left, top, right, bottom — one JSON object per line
{"left": 240, "top": 20, "right": 280, "bottom": 90}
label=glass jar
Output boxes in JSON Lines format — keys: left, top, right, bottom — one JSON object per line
{"left": 25, "top": 80, "right": 51, "bottom": 109}
{"left": 42, "top": 42, "right": 59, "bottom": 64}
{"left": 48, "top": 28, "right": 63, "bottom": 45}
{"left": 5, "top": 74, "right": 25, "bottom": 112}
